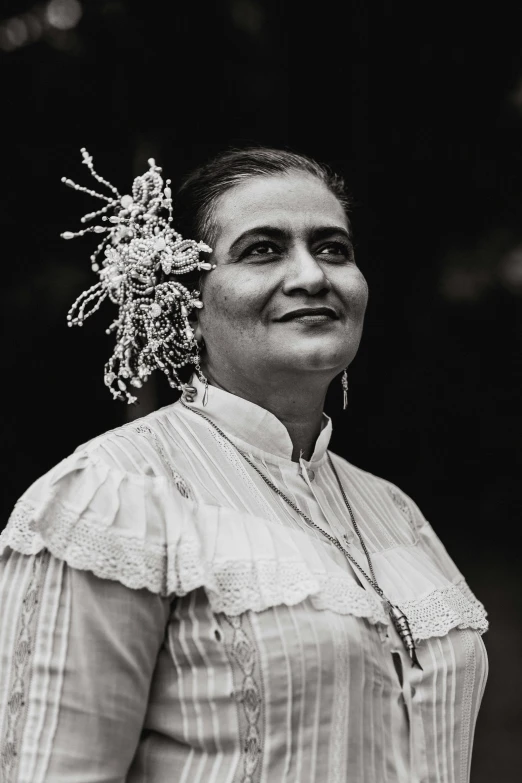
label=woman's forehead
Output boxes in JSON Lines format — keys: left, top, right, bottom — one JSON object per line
{"left": 212, "top": 173, "right": 348, "bottom": 241}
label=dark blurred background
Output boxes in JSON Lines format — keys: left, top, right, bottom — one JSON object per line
{"left": 1, "top": 0, "right": 521, "bottom": 779}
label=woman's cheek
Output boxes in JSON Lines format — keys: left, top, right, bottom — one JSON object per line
{"left": 348, "top": 272, "right": 369, "bottom": 313}
{"left": 336, "top": 271, "right": 368, "bottom": 317}
{"left": 200, "top": 278, "right": 234, "bottom": 327}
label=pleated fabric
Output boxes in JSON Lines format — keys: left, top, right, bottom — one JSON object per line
{"left": 0, "top": 377, "right": 488, "bottom": 782}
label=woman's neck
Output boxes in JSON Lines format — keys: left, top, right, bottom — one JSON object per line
{"left": 203, "top": 365, "right": 327, "bottom": 462}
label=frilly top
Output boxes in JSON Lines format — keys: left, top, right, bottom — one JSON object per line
{"left": 0, "top": 376, "right": 488, "bottom": 783}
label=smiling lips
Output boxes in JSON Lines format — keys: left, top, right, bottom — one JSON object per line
{"left": 278, "top": 307, "right": 339, "bottom": 322}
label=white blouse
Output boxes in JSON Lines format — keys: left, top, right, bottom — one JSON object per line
{"left": 0, "top": 376, "right": 488, "bottom": 783}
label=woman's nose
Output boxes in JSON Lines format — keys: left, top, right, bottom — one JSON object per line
{"left": 282, "top": 247, "right": 331, "bottom": 296}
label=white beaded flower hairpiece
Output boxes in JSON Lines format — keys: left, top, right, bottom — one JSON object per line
{"left": 61, "top": 148, "right": 213, "bottom": 403}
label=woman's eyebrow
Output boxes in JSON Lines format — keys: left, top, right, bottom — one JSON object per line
{"left": 310, "top": 226, "right": 352, "bottom": 242}
{"left": 229, "top": 224, "right": 351, "bottom": 251}
{"left": 229, "top": 226, "right": 290, "bottom": 250}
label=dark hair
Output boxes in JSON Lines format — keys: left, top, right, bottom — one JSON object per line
{"left": 171, "top": 147, "right": 351, "bottom": 388}
{"left": 174, "top": 146, "right": 352, "bottom": 249}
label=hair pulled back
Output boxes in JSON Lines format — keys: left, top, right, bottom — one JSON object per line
{"left": 174, "top": 146, "right": 352, "bottom": 249}
{"left": 171, "top": 147, "right": 351, "bottom": 387}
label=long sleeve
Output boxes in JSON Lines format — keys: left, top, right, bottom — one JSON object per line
{"left": 0, "top": 549, "right": 171, "bottom": 783}
{"left": 0, "top": 405, "right": 490, "bottom": 783}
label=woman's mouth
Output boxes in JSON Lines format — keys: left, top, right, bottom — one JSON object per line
{"left": 277, "top": 307, "right": 339, "bottom": 323}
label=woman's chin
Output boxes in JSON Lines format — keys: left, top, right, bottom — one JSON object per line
{"left": 275, "top": 333, "right": 357, "bottom": 370}
{"left": 272, "top": 348, "right": 354, "bottom": 376}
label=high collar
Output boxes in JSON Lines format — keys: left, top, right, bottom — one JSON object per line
{"left": 178, "top": 375, "right": 332, "bottom": 466}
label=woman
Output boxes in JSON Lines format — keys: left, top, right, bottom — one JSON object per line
{"left": 0, "top": 147, "right": 488, "bottom": 782}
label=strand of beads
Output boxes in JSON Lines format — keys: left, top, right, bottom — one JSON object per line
{"left": 82, "top": 203, "right": 114, "bottom": 223}
{"left": 80, "top": 148, "right": 121, "bottom": 197}
{"left": 61, "top": 176, "right": 116, "bottom": 203}
{"left": 67, "top": 282, "right": 108, "bottom": 326}
{"left": 61, "top": 225, "right": 110, "bottom": 240}
{"left": 62, "top": 149, "right": 215, "bottom": 403}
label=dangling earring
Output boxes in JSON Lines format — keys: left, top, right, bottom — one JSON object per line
{"left": 194, "top": 322, "right": 205, "bottom": 350}
{"left": 342, "top": 369, "right": 349, "bottom": 410}
{"left": 193, "top": 323, "right": 209, "bottom": 406}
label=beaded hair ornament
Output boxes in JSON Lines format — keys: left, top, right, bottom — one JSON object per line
{"left": 61, "top": 149, "right": 213, "bottom": 403}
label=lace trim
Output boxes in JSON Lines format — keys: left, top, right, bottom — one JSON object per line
{"left": 1, "top": 499, "right": 389, "bottom": 622}
{"left": 1, "top": 500, "right": 488, "bottom": 638}
{"left": 226, "top": 615, "right": 262, "bottom": 783}
{"left": 398, "top": 579, "right": 488, "bottom": 641}
{"left": 0, "top": 500, "right": 42, "bottom": 555}
{"left": 0, "top": 553, "right": 47, "bottom": 779}
{"left": 207, "top": 562, "right": 388, "bottom": 624}
{"left": 309, "top": 575, "right": 388, "bottom": 624}
{"left": 1, "top": 498, "right": 205, "bottom": 597}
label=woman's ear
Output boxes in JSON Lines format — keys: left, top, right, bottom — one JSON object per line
{"left": 194, "top": 320, "right": 205, "bottom": 349}
{"left": 189, "top": 273, "right": 206, "bottom": 346}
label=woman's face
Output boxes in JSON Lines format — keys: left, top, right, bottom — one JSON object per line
{"left": 197, "top": 173, "right": 369, "bottom": 388}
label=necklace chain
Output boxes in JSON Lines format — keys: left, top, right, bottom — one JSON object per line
{"left": 179, "top": 397, "right": 424, "bottom": 670}
{"left": 180, "top": 399, "right": 386, "bottom": 602}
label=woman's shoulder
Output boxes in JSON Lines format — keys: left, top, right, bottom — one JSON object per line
{"left": 328, "top": 450, "right": 426, "bottom": 528}
{"left": 0, "top": 402, "right": 201, "bottom": 595}
{"left": 328, "top": 450, "right": 489, "bottom": 636}
{"left": 73, "top": 400, "right": 190, "bottom": 478}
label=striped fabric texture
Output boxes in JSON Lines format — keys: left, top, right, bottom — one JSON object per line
{"left": 0, "top": 377, "right": 488, "bottom": 782}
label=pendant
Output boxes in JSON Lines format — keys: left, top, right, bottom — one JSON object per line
{"left": 388, "top": 604, "right": 423, "bottom": 670}
{"left": 342, "top": 369, "right": 349, "bottom": 410}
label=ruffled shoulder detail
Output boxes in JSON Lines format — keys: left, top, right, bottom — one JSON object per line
{"left": 327, "top": 461, "right": 488, "bottom": 639}
{"left": 397, "top": 578, "right": 488, "bottom": 640}
{"left": 353, "top": 474, "right": 489, "bottom": 639}
{"left": 0, "top": 450, "right": 202, "bottom": 596}
{"left": 368, "top": 544, "right": 489, "bottom": 641}
{"left": 0, "top": 450, "right": 387, "bottom": 624}
{"left": 0, "top": 449, "right": 488, "bottom": 639}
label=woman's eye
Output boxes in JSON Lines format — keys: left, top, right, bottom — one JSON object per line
{"left": 242, "top": 242, "right": 279, "bottom": 259}
{"left": 317, "top": 242, "right": 353, "bottom": 260}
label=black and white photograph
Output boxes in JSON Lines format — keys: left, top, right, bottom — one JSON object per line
{"left": 1, "top": 2, "right": 521, "bottom": 781}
